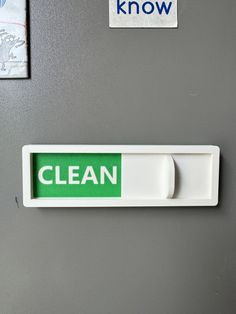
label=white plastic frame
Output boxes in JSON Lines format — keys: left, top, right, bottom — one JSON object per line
{"left": 22, "top": 145, "right": 220, "bottom": 207}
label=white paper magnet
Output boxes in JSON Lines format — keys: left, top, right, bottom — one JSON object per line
{"left": 0, "top": 0, "right": 28, "bottom": 78}
{"left": 22, "top": 145, "right": 220, "bottom": 207}
{"left": 109, "top": 0, "right": 178, "bottom": 28}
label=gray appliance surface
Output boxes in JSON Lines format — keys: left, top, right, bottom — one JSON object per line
{"left": 0, "top": 0, "right": 235, "bottom": 313}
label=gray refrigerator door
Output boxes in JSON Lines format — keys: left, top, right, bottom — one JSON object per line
{"left": 0, "top": 0, "right": 235, "bottom": 313}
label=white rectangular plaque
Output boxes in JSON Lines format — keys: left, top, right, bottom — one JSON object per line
{"left": 109, "top": 0, "right": 178, "bottom": 28}
{"left": 0, "top": 0, "right": 28, "bottom": 78}
{"left": 22, "top": 145, "right": 220, "bottom": 207}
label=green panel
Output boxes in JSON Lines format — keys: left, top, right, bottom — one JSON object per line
{"left": 32, "top": 153, "right": 121, "bottom": 198}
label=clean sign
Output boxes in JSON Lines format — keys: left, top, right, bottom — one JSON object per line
{"left": 22, "top": 145, "right": 220, "bottom": 207}
{"left": 109, "top": 0, "right": 178, "bottom": 28}
{"left": 33, "top": 153, "right": 121, "bottom": 198}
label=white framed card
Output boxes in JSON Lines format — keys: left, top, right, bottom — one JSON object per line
{"left": 0, "top": 0, "right": 28, "bottom": 78}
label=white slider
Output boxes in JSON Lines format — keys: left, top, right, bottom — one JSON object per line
{"left": 164, "top": 155, "right": 175, "bottom": 199}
